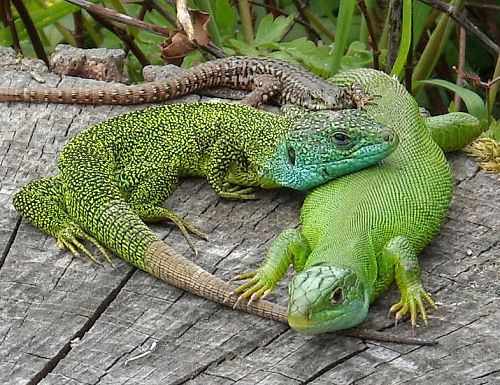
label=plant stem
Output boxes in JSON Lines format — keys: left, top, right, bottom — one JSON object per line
{"left": 412, "top": 0, "right": 465, "bottom": 93}
{"left": 238, "top": 0, "right": 254, "bottom": 45}
{"left": 328, "top": 0, "right": 356, "bottom": 74}
{"left": 391, "top": 0, "right": 412, "bottom": 77}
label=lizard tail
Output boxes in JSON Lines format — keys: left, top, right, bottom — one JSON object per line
{"left": 0, "top": 85, "right": 174, "bottom": 104}
{"left": 0, "top": 61, "right": 231, "bottom": 104}
{"left": 143, "top": 240, "right": 288, "bottom": 323}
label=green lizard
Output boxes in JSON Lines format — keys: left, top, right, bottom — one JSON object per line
{"left": 232, "top": 69, "right": 483, "bottom": 333}
{"left": 13, "top": 101, "right": 396, "bottom": 302}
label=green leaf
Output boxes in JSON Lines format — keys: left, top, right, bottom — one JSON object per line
{"left": 265, "top": 51, "right": 297, "bottom": 64}
{"left": 340, "top": 41, "right": 373, "bottom": 70}
{"left": 213, "top": 0, "right": 237, "bottom": 40}
{"left": 227, "top": 38, "right": 259, "bottom": 56}
{"left": 412, "top": 1, "right": 432, "bottom": 47}
{"left": 181, "top": 50, "right": 205, "bottom": 69}
{"left": 254, "top": 13, "right": 295, "bottom": 47}
{"left": 417, "top": 79, "right": 487, "bottom": 121}
{"left": 268, "top": 38, "right": 331, "bottom": 77}
{"left": 328, "top": 0, "right": 356, "bottom": 74}
{"left": 485, "top": 119, "right": 500, "bottom": 141}
{"left": 390, "top": 0, "right": 412, "bottom": 77}
{"left": 0, "top": 1, "right": 85, "bottom": 45}
{"left": 146, "top": 8, "right": 176, "bottom": 30}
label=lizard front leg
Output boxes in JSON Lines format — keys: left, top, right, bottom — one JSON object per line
{"left": 231, "top": 228, "right": 310, "bottom": 305}
{"left": 206, "top": 141, "right": 258, "bottom": 200}
{"left": 241, "top": 74, "right": 283, "bottom": 107}
{"left": 13, "top": 176, "right": 112, "bottom": 264}
{"left": 382, "top": 236, "right": 437, "bottom": 329}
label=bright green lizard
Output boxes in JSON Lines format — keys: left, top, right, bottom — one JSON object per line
{"left": 232, "top": 69, "right": 483, "bottom": 333}
{"left": 13, "top": 101, "right": 398, "bottom": 324}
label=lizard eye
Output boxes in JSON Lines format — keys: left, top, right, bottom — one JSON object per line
{"left": 332, "top": 132, "right": 354, "bottom": 150}
{"left": 288, "top": 146, "right": 296, "bottom": 166}
{"left": 333, "top": 132, "right": 351, "bottom": 144}
{"left": 330, "top": 287, "right": 343, "bottom": 304}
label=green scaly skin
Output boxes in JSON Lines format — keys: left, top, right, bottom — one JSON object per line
{"left": 233, "top": 70, "right": 483, "bottom": 333}
{"left": 13, "top": 101, "right": 396, "bottom": 273}
{"left": 425, "top": 112, "right": 484, "bottom": 152}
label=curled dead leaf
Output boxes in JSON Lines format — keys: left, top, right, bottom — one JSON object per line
{"left": 160, "top": 9, "right": 211, "bottom": 64}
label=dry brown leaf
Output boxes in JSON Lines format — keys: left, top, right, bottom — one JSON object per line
{"left": 160, "top": 9, "right": 211, "bottom": 64}
{"left": 176, "top": 0, "right": 195, "bottom": 41}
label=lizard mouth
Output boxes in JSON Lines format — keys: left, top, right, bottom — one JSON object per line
{"left": 288, "top": 304, "right": 368, "bottom": 334}
{"left": 326, "top": 130, "right": 398, "bottom": 171}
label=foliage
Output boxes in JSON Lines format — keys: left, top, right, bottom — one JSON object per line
{"left": 417, "top": 79, "right": 486, "bottom": 120}
{"left": 0, "top": 0, "right": 498, "bottom": 119}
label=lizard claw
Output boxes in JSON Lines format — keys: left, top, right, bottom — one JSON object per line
{"left": 248, "top": 288, "right": 271, "bottom": 306}
{"left": 163, "top": 214, "right": 209, "bottom": 250}
{"left": 217, "top": 183, "right": 258, "bottom": 200}
{"left": 57, "top": 222, "right": 114, "bottom": 267}
{"left": 348, "top": 83, "right": 380, "bottom": 109}
{"left": 232, "top": 294, "right": 245, "bottom": 309}
{"left": 231, "top": 271, "right": 275, "bottom": 307}
{"left": 222, "top": 183, "right": 257, "bottom": 195}
{"left": 132, "top": 204, "right": 208, "bottom": 252}
{"left": 218, "top": 189, "right": 258, "bottom": 200}
{"left": 229, "top": 271, "right": 256, "bottom": 283}
{"left": 389, "top": 287, "right": 437, "bottom": 330}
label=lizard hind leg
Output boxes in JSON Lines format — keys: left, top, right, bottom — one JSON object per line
{"left": 131, "top": 203, "right": 208, "bottom": 253}
{"left": 125, "top": 169, "right": 208, "bottom": 253}
{"left": 13, "top": 175, "right": 113, "bottom": 265}
{"left": 56, "top": 222, "right": 114, "bottom": 266}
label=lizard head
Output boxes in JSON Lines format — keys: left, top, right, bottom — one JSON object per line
{"left": 287, "top": 265, "right": 369, "bottom": 333}
{"left": 260, "top": 109, "right": 397, "bottom": 190}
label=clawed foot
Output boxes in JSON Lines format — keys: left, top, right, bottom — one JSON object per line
{"left": 56, "top": 222, "right": 114, "bottom": 267}
{"left": 348, "top": 83, "right": 380, "bottom": 109}
{"left": 219, "top": 183, "right": 258, "bottom": 200}
{"left": 228, "top": 270, "right": 275, "bottom": 308}
{"left": 388, "top": 286, "right": 437, "bottom": 331}
{"left": 168, "top": 215, "right": 209, "bottom": 254}
{"left": 135, "top": 205, "right": 208, "bottom": 254}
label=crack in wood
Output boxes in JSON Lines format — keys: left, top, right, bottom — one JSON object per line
{"left": 25, "top": 268, "right": 136, "bottom": 384}
{"left": 0, "top": 216, "right": 21, "bottom": 269}
{"left": 304, "top": 346, "right": 370, "bottom": 384}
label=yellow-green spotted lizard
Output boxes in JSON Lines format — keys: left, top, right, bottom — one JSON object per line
{"left": 13, "top": 101, "right": 397, "bottom": 327}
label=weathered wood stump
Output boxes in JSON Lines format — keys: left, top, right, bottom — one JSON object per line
{"left": 0, "top": 47, "right": 499, "bottom": 384}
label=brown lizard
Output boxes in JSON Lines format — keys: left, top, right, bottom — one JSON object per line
{"left": 0, "top": 56, "right": 366, "bottom": 110}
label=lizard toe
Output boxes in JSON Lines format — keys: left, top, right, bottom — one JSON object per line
{"left": 229, "top": 271, "right": 256, "bottom": 283}
{"left": 56, "top": 223, "right": 111, "bottom": 265}
{"left": 389, "top": 286, "right": 437, "bottom": 329}
{"left": 218, "top": 190, "right": 258, "bottom": 200}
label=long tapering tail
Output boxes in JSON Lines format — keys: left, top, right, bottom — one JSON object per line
{"left": 144, "top": 240, "right": 288, "bottom": 323}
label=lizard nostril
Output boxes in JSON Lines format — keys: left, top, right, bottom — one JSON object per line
{"left": 383, "top": 132, "right": 392, "bottom": 142}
